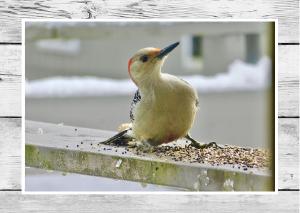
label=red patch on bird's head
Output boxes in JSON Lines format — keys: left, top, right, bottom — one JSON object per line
{"left": 128, "top": 57, "right": 137, "bottom": 85}
{"left": 128, "top": 57, "right": 133, "bottom": 73}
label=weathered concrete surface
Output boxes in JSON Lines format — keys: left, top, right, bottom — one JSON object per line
{"left": 25, "top": 120, "right": 272, "bottom": 191}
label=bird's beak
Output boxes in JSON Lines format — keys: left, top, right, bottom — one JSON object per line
{"left": 156, "top": 42, "right": 180, "bottom": 59}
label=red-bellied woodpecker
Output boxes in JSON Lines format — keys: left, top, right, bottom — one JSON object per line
{"left": 103, "top": 42, "right": 218, "bottom": 149}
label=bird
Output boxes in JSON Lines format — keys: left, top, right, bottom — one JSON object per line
{"left": 103, "top": 42, "right": 217, "bottom": 149}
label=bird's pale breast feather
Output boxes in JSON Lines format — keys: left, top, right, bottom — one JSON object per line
{"left": 131, "top": 74, "right": 198, "bottom": 145}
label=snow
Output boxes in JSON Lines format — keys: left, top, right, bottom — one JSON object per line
{"left": 183, "top": 56, "right": 271, "bottom": 92}
{"left": 36, "top": 39, "right": 81, "bottom": 55}
{"left": 26, "top": 77, "right": 137, "bottom": 98}
{"left": 26, "top": 57, "right": 271, "bottom": 98}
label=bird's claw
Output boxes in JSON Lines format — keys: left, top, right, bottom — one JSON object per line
{"left": 192, "top": 141, "right": 221, "bottom": 149}
{"left": 127, "top": 140, "right": 140, "bottom": 148}
{"left": 128, "top": 140, "right": 154, "bottom": 153}
{"left": 185, "top": 134, "right": 222, "bottom": 149}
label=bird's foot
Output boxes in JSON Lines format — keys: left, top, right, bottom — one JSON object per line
{"left": 192, "top": 141, "right": 221, "bottom": 149}
{"left": 128, "top": 140, "right": 154, "bottom": 153}
{"left": 101, "top": 129, "right": 133, "bottom": 146}
{"left": 185, "top": 134, "right": 222, "bottom": 149}
{"left": 127, "top": 140, "right": 141, "bottom": 148}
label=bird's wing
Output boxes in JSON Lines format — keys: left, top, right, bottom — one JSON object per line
{"left": 178, "top": 77, "right": 191, "bottom": 86}
{"left": 178, "top": 77, "right": 199, "bottom": 107}
{"left": 130, "top": 89, "right": 141, "bottom": 121}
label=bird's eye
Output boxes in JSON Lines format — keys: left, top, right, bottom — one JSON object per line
{"left": 140, "top": 55, "right": 148, "bottom": 63}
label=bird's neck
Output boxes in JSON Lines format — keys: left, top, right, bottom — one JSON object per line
{"left": 138, "top": 72, "right": 162, "bottom": 94}
{"left": 136, "top": 65, "right": 163, "bottom": 94}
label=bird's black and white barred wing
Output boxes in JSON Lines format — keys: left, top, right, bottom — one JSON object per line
{"left": 130, "top": 90, "right": 141, "bottom": 121}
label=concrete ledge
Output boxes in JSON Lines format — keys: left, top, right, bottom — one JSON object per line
{"left": 25, "top": 120, "right": 272, "bottom": 191}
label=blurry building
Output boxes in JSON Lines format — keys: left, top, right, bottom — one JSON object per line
{"left": 25, "top": 22, "right": 273, "bottom": 148}
{"left": 25, "top": 22, "right": 268, "bottom": 80}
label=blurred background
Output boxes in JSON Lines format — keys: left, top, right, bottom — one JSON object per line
{"left": 25, "top": 21, "right": 275, "bottom": 191}
{"left": 25, "top": 21, "right": 274, "bottom": 148}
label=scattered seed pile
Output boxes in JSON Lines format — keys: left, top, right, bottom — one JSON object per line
{"left": 69, "top": 127, "right": 270, "bottom": 169}
{"left": 74, "top": 139, "right": 271, "bottom": 169}
{"left": 130, "top": 144, "right": 271, "bottom": 169}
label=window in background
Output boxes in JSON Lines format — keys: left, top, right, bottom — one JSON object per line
{"left": 245, "top": 34, "right": 261, "bottom": 64}
{"left": 181, "top": 35, "right": 203, "bottom": 71}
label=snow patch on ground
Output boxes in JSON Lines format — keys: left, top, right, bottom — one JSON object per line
{"left": 26, "top": 57, "right": 271, "bottom": 98}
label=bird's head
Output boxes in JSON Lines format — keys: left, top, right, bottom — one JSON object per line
{"left": 128, "top": 42, "right": 179, "bottom": 86}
